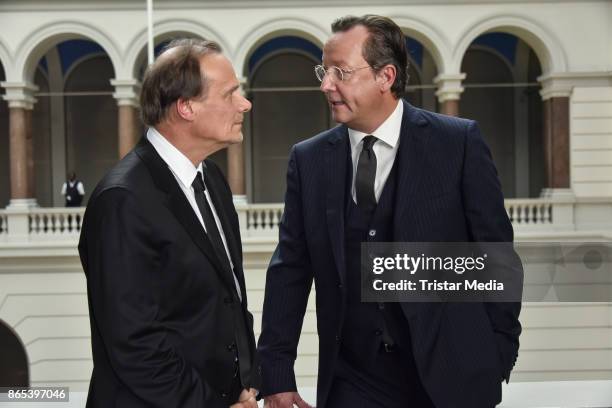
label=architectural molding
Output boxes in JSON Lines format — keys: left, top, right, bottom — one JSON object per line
{"left": 233, "top": 16, "right": 328, "bottom": 77}
{"left": 110, "top": 79, "right": 141, "bottom": 107}
{"left": 539, "top": 71, "right": 612, "bottom": 100}
{"left": 12, "top": 20, "right": 122, "bottom": 83}
{"left": 451, "top": 13, "right": 568, "bottom": 75}
{"left": 433, "top": 73, "right": 466, "bottom": 102}
{"left": 122, "top": 18, "right": 232, "bottom": 79}
{"left": 389, "top": 14, "right": 451, "bottom": 74}
{"left": 6, "top": 198, "right": 38, "bottom": 209}
{"left": 540, "top": 188, "right": 576, "bottom": 201}
{"left": 539, "top": 74, "right": 573, "bottom": 100}
{"left": 1, "top": 0, "right": 608, "bottom": 12}
{"left": 0, "top": 81, "right": 38, "bottom": 110}
{"left": 0, "top": 37, "right": 12, "bottom": 76}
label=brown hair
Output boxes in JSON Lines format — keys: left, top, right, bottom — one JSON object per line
{"left": 140, "top": 38, "right": 222, "bottom": 126}
{"left": 331, "top": 15, "right": 408, "bottom": 98}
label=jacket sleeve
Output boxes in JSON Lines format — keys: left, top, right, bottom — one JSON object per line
{"left": 257, "top": 146, "right": 314, "bottom": 396}
{"left": 461, "top": 120, "right": 524, "bottom": 382}
{"left": 79, "top": 187, "right": 227, "bottom": 408}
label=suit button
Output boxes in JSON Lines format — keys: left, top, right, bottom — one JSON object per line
{"left": 378, "top": 303, "right": 385, "bottom": 310}
{"left": 338, "top": 283, "right": 343, "bottom": 289}
{"left": 369, "top": 229, "right": 376, "bottom": 237}
{"left": 221, "top": 392, "right": 227, "bottom": 398}
{"left": 227, "top": 343, "right": 236, "bottom": 351}
{"left": 375, "top": 329, "right": 383, "bottom": 336}
{"left": 234, "top": 356, "right": 239, "bottom": 363}
{"left": 335, "top": 335, "right": 340, "bottom": 342}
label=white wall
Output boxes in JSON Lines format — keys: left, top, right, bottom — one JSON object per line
{"left": 1, "top": 239, "right": 612, "bottom": 392}
{"left": 571, "top": 87, "right": 612, "bottom": 197}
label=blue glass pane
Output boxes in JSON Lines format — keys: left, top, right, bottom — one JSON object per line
{"left": 248, "top": 36, "right": 322, "bottom": 73}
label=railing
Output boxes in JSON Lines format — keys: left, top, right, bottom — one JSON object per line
{"left": 0, "top": 212, "right": 7, "bottom": 235}
{"left": 0, "top": 197, "right": 580, "bottom": 243}
{"left": 30, "top": 208, "right": 85, "bottom": 237}
{"left": 235, "top": 203, "right": 284, "bottom": 237}
{"left": 504, "top": 197, "right": 575, "bottom": 231}
{"left": 505, "top": 199, "right": 552, "bottom": 225}
{"left": 0, "top": 207, "right": 86, "bottom": 242}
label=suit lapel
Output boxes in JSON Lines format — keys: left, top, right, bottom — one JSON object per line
{"left": 202, "top": 162, "right": 247, "bottom": 295}
{"left": 134, "top": 137, "right": 239, "bottom": 295}
{"left": 394, "top": 100, "right": 431, "bottom": 241}
{"left": 325, "top": 126, "right": 349, "bottom": 286}
{"left": 393, "top": 101, "right": 431, "bottom": 321}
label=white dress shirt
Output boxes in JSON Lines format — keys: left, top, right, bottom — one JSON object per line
{"left": 348, "top": 100, "right": 403, "bottom": 203}
{"left": 147, "top": 127, "right": 242, "bottom": 301}
{"left": 61, "top": 180, "right": 85, "bottom": 195}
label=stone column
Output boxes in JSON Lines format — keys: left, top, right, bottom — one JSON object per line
{"left": 1, "top": 82, "right": 38, "bottom": 208}
{"left": 434, "top": 74, "right": 465, "bottom": 116}
{"left": 111, "top": 79, "right": 141, "bottom": 159}
{"left": 25, "top": 108, "right": 34, "bottom": 198}
{"left": 228, "top": 78, "right": 248, "bottom": 204}
{"left": 539, "top": 74, "right": 572, "bottom": 198}
{"left": 227, "top": 143, "right": 246, "bottom": 202}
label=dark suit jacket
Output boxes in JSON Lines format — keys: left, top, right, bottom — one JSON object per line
{"left": 258, "top": 101, "right": 522, "bottom": 408}
{"left": 79, "top": 137, "right": 260, "bottom": 407}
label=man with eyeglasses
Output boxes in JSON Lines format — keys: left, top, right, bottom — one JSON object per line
{"left": 258, "top": 15, "right": 522, "bottom": 408}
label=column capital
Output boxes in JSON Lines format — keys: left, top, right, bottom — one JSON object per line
{"left": 538, "top": 73, "right": 573, "bottom": 100}
{"left": 433, "top": 73, "right": 466, "bottom": 102}
{"left": 0, "top": 81, "right": 38, "bottom": 110}
{"left": 111, "top": 78, "right": 141, "bottom": 107}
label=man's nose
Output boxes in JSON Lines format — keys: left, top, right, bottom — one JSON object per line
{"left": 320, "top": 74, "right": 336, "bottom": 93}
{"left": 239, "top": 94, "right": 252, "bottom": 113}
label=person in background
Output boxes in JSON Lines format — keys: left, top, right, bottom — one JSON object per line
{"left": 61, "top": 171, "right": 84, "bottom": 207}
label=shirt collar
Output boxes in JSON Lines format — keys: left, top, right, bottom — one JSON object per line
{"left": 146, "top": 127, "right": 203, "bottom": 189}
{"left": 348, "top": 99, "right": 403, "bottom": 150}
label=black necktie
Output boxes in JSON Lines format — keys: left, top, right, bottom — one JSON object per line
{"left": 193, "top": 172, "right": 251, "bottom": 384}
{"left": 355, "top": 135, "right": 378, "bottom": 210}
{"left": 192, "top": 171, "right": 235, "bottom": 281}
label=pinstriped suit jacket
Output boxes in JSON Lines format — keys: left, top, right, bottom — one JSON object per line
{"left": 258, "top": 100, "right": 522, "bottom": 408}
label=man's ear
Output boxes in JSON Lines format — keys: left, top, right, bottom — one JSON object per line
{"left": 175, "top": 97, "right": 194, "bottom": 121}
{"left": 377, "top": 64, "right": 397, "bottom": 93}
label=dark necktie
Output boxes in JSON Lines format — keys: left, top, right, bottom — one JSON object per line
{"left": 192, "top": 171, "right": 239, "bottom": 297}
{"left": 193, "top": 172, "right": 250, "bottom": 383}
{"left": 355, "top": 135, "right": 378, "bottom": 210}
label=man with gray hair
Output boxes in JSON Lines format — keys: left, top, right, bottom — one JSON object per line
{"left": 79, "top": 39, "right": 259, "bottom": 408}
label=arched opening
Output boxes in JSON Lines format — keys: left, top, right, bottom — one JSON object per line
{"left": 134, "top": 32, "right": 201, "bottom": 80}
{"left": 32, "top": 58, "right": 53, "bottom": 207}
{"left": 0, "top": 62, "right": 9, "bottom": 208}
{"left": 246, "top": 36, "right": 328, "bottom": 203}
{"left": 134, "top": 33, "right": 227, "bottom": 176}
{"left": 460, "top": 32, "right": 544, "bottom": 198}
{"left": 402, "top": 35, "right": 439, "bottom": 112}
{"left": 28, "top": 38, "right": 116, "bottom": 206}
{"left": 63, "top": 46, "right": 117, "bottom": 205}
{"left": 0, "top": 320, "right": 29, "bottom": 386}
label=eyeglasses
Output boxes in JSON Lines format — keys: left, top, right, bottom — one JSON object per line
{"left": 314, "top": 64, "right": 371, "bottom": 83}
